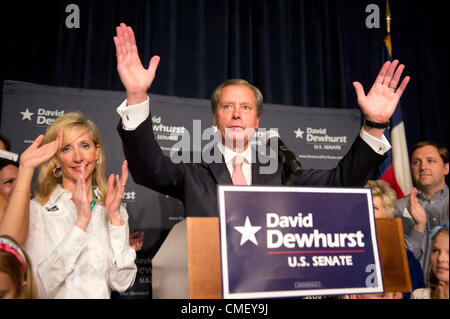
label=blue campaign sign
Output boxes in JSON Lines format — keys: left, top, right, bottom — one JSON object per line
{"left": 218, "top": 185, "right": 384, "bottom": 298}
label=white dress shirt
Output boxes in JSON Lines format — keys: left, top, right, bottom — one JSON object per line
{"left": 24, "top": 185, "right": 137, "bottom": 299}
{"left": 116, "top": 97, "right": 391, "bottom": 183}
{"left": 216, "top": 141, "right": 253, "bottom": 185}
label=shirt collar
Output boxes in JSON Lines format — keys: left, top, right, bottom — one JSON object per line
{"left": 47, "top": 184, "right": 71, "bottom": 205}
{"left": 216, "top": 141, "right": 253, "bottom": 165}
{"left": 417, "top": 184, "right": 449, "bottom": 201}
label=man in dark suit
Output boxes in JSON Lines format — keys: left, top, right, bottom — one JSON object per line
{"left": 113, "top": 23, "right": 410, "bottom": 218}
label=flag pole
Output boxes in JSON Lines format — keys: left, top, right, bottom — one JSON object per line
{"left": 376, "top": 0, "right": 413, "bottom": 198}
{"left": 385, "top": 0, "right": 392, "bottom": 57}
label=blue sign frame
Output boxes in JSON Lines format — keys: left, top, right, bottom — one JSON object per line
{"left": 218, "top": 185, "right": 383, "bottom": 299}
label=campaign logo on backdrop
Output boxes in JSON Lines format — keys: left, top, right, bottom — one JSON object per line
{"left": 20, "top": 107, "right": 65, "bottom": 127}
{"left": 120, "top": 190, "right": 137, "bottom": 209}
{"left": 294, "top": 126, "right": 348, "bottom": 151}
{"left": 152, "top": 115, "right": 186, "bottom": 144}
{"left": 218, "top": 185, "right": 383, "bottom": 299}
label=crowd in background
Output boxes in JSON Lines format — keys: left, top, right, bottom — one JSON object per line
{"left": 0, "top": 128, "right": 448, "bottom": 299}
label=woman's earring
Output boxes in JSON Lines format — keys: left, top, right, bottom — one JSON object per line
{"left": 52, "top": 166, "right": 62, "bottom": 178}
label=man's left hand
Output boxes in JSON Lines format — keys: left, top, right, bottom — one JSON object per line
{"left": 353, "top": 60, "right": 410, "bottom": 138}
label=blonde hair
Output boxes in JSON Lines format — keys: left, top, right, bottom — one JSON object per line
{"left": 34, "top": 112, "right": 107, "bottom": 205}
{"left": 430, "top": 228, "right": 449, "bottom": 299}
{"left": 365, "top": 180, "right": 398, "bottom": 218}
{"left": 0, "top": 235, "right": 38, "bottom": 299}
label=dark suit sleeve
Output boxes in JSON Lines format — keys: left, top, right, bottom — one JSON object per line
{"left": 117, "top": 114, "right": 185, "bottom": 201}
{"left": 292, "top": 135, "right": 386, "bottom": 187}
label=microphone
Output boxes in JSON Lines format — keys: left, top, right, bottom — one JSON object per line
{"left": 264, "top": 130, "right": 303, "bottom": 185}
{"left": 264, "top": 129, "right": 280, "bottom": 142}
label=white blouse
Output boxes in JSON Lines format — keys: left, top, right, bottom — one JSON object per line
{"left": 411, "top": 288, "right": 431, "bottom": 299}
{"left": 24, "top": 185, "right": 137, "bottom": 299}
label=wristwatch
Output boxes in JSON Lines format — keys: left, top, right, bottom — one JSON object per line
{"left": 364, "top": 118, "right": 390, "bottom": 129}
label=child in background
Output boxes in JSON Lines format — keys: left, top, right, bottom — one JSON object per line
{"left": 411, "top": 227, "right": 449, "bottom": 299}
{"left": 0, "top": 235, "right": 37, "bottom": 298}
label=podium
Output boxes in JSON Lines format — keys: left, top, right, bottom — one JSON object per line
{"left": 152, "top": 218, "right": 222, "bottom": 299}
{"left": 375, "top": 218, "right": 412, "bottom": 293}
{"left": 152, "top": 217, "right": 411, "bottom": 299}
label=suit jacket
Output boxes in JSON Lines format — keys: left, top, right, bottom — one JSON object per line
{"left": 118, "top": 115, "right": 386, "bottom": 217}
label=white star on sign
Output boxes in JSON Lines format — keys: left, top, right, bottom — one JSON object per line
{"left": 294, "top": 128, "right": 304, "bottom": 139}
{"left": 234, "top": 216, "right": 261, "bottom": 246}
{"left": 20, "top": 108, "right": 34, "bottom": 121}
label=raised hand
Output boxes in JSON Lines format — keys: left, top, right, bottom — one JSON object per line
{"left": 105, "top": 160, "right": 128, "bottom": 226}
{"left": 353, "top": 60, "right": 410, "bottom": 137}
{"left": 0, "top": 129, "right": 64, "bottom": 245}
{"left": 407, "top": 187, "right": 427, "bottom": 233}
{"left": 73, "top": 166, "right": 92, "bottom": 231}
{"left": 113, "top": 23, "right": 160, "bottom": 105}
{"left": 19, "top": 128, "right": 63, "bottom": 170}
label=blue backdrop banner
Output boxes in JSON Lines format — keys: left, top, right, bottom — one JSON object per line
{"left": 1, "top": 80, "right": 361, "bottom": 298}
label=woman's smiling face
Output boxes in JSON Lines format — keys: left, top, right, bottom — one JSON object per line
{"left": 54, "top": 127, "right": 99, "bottom": 185}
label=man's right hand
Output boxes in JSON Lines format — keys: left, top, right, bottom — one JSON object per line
{"left": 114, "top": 23, "right": 160, "bottom": 106}
{"left": 408, "top": 187, "right": 427, "bottom": 233}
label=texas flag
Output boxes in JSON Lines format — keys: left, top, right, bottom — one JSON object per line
{"left": 376, "top": 106, "right": 412, "bottom": 198}
{"left": 376, "top": 23, "right": 413, "bottom": 199}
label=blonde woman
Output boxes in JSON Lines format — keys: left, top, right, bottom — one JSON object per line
{"left": 24, "top": 112, "right": 137, "bottom": 299}
{"left": 349, "top": 180, "right": 425, "bottom": 299}
{"left": 365, "top": 179, "right": 398, "bottom": 218}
